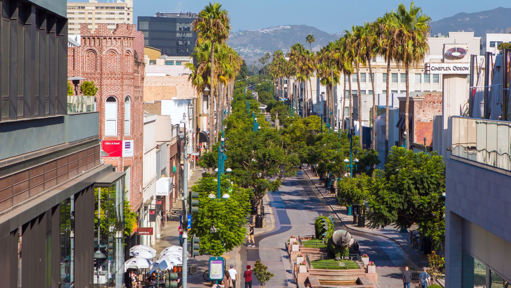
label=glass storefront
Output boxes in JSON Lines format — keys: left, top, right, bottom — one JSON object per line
{"left": 60, "top": 195, "right": 75, "bottom": 288}
{"left": 463, "top": 251, "right": 510, "bottom": 287}
{"left": 94, "top": 178, "right": 125, "bottom": 288}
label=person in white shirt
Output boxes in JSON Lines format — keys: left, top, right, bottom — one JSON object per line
{"left": 228, "top": 264, "right": 237, "bottom": 288}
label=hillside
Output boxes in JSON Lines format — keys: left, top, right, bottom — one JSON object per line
{"left": 430, "top": 7, "right": 511, "bottom": 36}
{"left": 227, "top": 25, "right": 338, "bottom": 63}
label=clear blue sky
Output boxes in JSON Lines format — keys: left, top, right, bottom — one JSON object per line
{"left": 70, "top": 0, "right": 511, "bottom": 34}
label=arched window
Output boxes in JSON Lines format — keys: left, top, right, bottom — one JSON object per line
{"left": 105, "top": 97, "right": 118, "bottom": 136}
{"left": 124, "top": 96, "right": 131, "bottom": 135}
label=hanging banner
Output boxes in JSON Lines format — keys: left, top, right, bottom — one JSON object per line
{"left": 123, "top": 140, "right": 134, "bottom": 157}
{"left": 138, "top": 227, "right": 154, "bottom": 235}
{"left": 102, "top": 140, "right": 122, "bottom": 157}
{"left": 149, "top": 209, "right": 157, "bottom": 222}
{"left": 155, "top": 199, "right": 163, "bottom": 212}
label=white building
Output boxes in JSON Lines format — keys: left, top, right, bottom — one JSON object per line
{"left": 480, "top": 32, "right": 511, "bottom": 56}
{"left": 67, "top": 0, "right": 133, "bottom": 35}
{"left": 141, "top": 113, "right": 158, "bottom": 246}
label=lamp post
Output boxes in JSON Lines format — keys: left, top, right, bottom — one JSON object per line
{"left": 252, "top": 112, "right": 259, "bottom": 132}
{"left": 403, "top": 131, "right": 408, "bottom": 150}
{"left": 344, "top": 127, "right": 359, "bottom": 216}
{"left": 179, "top": 114, "right": 189, "bottom": 288}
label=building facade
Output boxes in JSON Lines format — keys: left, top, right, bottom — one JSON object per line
{"left": 67, "top": 0, "right": 133, "bottom": 35}
{"left": 138, "top": 12, "right": 198, "bottom": 56}
{"left": 0, "top": 0, "right": 125, "bottom": 287}
{"left": 480, "top": 33, "right": 511, "bottom": 56}
{"left": 67, "top": 23, "right": 145, "bottom": 213}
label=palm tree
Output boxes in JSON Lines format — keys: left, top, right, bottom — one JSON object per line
{"left": 318, "top": 43, "right": 339, "bottom": 127}
{"left": 346, "top": 26, "right": 365, "bottom": 147}
{"left": 289, "top": 43, "right": 308, "bottom": 116}
{"left": 193, "top": 2, "right": 231, "bottom": 150}
{"left": 394, "top": 1, "right": 431, "bottom": 150}
{"left": 377, "top": 12, "right": 398, "bottom": 158}
{"left": 334, "top": 37, "right": 353, "bottom": 131}
{"left": 306, "top": 34, "right": 315, "bottom": 51}
{"left": 360, "top": 22, "right": 378, "bottom": 149}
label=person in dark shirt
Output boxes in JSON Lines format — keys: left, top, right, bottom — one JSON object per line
{"left": 244, "top": 265, "right": 253, "bottom": 288}
{"left": 247, "top": 223, "right": 255, "bottom": 247}
{"left": 402, "top": 266, "right": 412, "bottom": 288}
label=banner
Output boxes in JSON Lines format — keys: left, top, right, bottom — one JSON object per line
{"left": 138, "top": 227, "right": 153, "bottom": 235}
{"left": 149, "top": 209, "right": 156, "bottom": 222}
{"left": 102, "top": 140, "right": 122, "bottom": 157}
{"left": 123, "top": 140, "right": 134, "bottom": 157}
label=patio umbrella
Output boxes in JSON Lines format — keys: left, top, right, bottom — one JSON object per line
{"left": 151, "top": 258, "right": 179, "bottom": 271}
{"left": 159, "top": 250, "right": 182, "bottom": 259}
{"left": 161, "top": 246, "right": 182, "bottom": 254}
{"left": 158, "top": 256, "right": 182, "bottom": 265}
{"left": 130, "top": 249, "right": 156, "bottom": 259}
{"left": 130, "top": 245, "right": 157, "bottom": 254}
{"left": 159, "top": 254, "right": 183, "bottom": 263}
{"left": 124, "top": 257, "right": 152, "bottom": 271}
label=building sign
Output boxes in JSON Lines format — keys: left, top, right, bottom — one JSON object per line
{"left": 102, "top": 140, "right": 122, "bottom": 157}
{"left": 445, "top": 47, "right": 468, "bottom": 59}
{"left": 138, "top": 227, "right": 153, "bottom": 235}
{"left": 123, "top": 140, "right": 134, "bottom": 157}
{"left": 155, "top": 200, "right": 163, "bottom": 212}
{"left": 149, "top": 209, "right": 157, "bottom": 222}
{"left": 429, "top": 63, "right": 470, "bottom": 75}
{"left": 208, "top": 257, "right": 225, "bottom": 281}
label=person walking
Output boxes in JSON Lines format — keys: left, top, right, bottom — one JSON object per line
{"left": 244, "top": 265, "right": 253, "bottom": 288}
{"left": 178, "top": 225, "right": 183, "bottom": 246}
{"left": 419, "top": 267, "right": 431, "bottom": 288}
{"left": 228, "top": 264, "right": 238, "bottom": 288}
{"left": 402, "top": 266, "right": 412, "bottom": 288}
{"left": 247, "top": 223, "right": 255, "bottom": 247}
{"left": 223, "top": 270, "right": 233, "bottom": 288}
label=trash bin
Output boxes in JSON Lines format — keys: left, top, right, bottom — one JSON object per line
{"left": 357, "top": 215, "right": 365, "bottom": 227}
{"left": 255, "top": 215, "right": 264, "bottom": 228}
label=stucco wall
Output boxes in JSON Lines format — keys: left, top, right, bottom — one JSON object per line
{"left": 143, "top": 75, "right": 196, "bottom": 102}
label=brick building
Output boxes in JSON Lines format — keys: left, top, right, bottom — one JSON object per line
{"left": 397, "top": 92, "right": 442, "bottom": 150}
{"left": 68, "top": 23, "right": 145, "bottom": 212}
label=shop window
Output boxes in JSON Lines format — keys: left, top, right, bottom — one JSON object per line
{"left": 105, "top": 97, "right": 118, "bottom": 136}
{"left": 124, "top": 96, "right": 131, "bottom": 135}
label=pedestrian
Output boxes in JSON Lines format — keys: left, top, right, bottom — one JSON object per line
{"left": 247, "top": 223, "right": 255, "bottom": 247}
{"left": 228, "top": 264, "right": 238, "bottom": 288}
{"left": 124, "top": 270, "right": 133, "bottom": 288}
{"left": 419, "top": 267, "right": 431, "bottom": 288}
{"left": 402, "top": 266, "right": 412, "bottom": 288}
{"left": 244, "top": 265, "right": 253, "bottom": 288}
{"left": 178, "top": 225, "right": 183, "bottom": 246}
{"left": 223, "top": 270, "right": 232, "bottom": 288}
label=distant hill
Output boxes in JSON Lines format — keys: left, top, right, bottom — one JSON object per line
{"left": 430, "top": 7, "right": 511, "bottom": 37}
{"left": 227, "top": 25, "right": 338, "bottom": 64}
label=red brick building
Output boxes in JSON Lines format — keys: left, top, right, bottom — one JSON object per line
{"left": 68, "top": 23, "right": 145, "bottom": 211}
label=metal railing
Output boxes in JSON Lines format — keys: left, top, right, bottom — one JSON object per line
{"left": 451, "top": 116, "right": 511, "bottom": 170}
{"left": 67, "top": 95, "right": 96, "bottom": 114}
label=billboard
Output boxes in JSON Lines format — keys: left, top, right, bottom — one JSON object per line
{"left": 102, "top": 140, "right": 122, "bottom": 157}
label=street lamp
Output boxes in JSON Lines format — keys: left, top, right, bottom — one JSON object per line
{"left": 179, "top": 113, "right": 189, "bottom": 288}
{"left": 403, "top": 131, "right": 408, "bottom": 150}
{"left": 345, "top": 127, "right": 358, "bottom": 216}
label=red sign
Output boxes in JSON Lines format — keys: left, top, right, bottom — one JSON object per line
{"left": 102, "top": 140, "right": 122, "bottom": 157}
{"left": 138, "top": 227, "right": 153, "bottom": 235}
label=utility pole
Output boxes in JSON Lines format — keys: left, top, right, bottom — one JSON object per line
{"left": 180, "top": 115, "right": 189, "bottom": 288}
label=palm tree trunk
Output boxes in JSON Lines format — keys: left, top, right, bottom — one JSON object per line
{"left": 216, "top": 82, "right": 221, "bottom": 137}
{"left": 309, "top": 77, "right": 313, "bottom": 118}
{"left": 341, "top": 74, "right": 346, "bottom": 130}
{"left": 330, "top": 68, "right": 334, "bottom": 129}
{"left": 356, "top": 62, "right": 362, "bottom": 147}
{"left": 385, "top": 58, "right": 391, "bottom": 161}
{"left": 209, "top": 41, "right": 215, "bottom": 150}
{"left": 368, "top": 55, "right": 376, "bottom": 150}
{"left": 349, "top": 73, "right": 353, "bottom": 130}
{"left": 405, "top": 62, "right": 410, "bottom": 150}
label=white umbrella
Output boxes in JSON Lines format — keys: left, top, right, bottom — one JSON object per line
{"left": 159, "top": 254, "right": 183, "bottom": 262}
{"left": 130, "top": 245, "right": 156, "bottom": 254}
{"left": 161, "top": 246, "right": 182, "bottom": 254}
{"left": 124, "top": 257, "right": 152, "bottom": 271}
{"left": 151, "top": 258, "right": 179, "bottom": 271}
{"left": 158, "top": 256, "right": 182, "bottom": 265}
{"left": 159, "top": 250, "right": 182, "bottom": 259}
{"left": 130, "top": 249, "right": 156, "bottom": 259}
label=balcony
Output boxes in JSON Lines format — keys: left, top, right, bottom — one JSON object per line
{"left": 67, "top": 95, "right": 96, "bottom": 114}
{"left": 451, "top": 116, "right": 511, "bottom": 170}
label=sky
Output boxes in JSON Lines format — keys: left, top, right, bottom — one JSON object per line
{"left": 70, "top": 0, "right": 511, "bottom": 34}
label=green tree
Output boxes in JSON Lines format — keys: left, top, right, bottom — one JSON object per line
{"left": 80, "top": 80, "right": 98, "bottom": 96}
{"left": 497, "top": 42, "right": 511, "bottom": 51}
{"left": 94, "top": 187, "right": 137, "bottom": 238}
{"left": 427, "top": 251, "right": 445, "bottom": 282}
{"left": 190, "top": 175, "right": 252, "bottom": 256}
{"left": 68, "top": 81, "right": 74, "bottom": 96}
{"left": 253, "top": 260, "right": 274, "bottom": 288}
{"left": 306, "top": 33, "right": 315, "bottom": 51}
{"left": 337, "top": 174, "right": 371, "bottom": 208}
{"left": 366, "top": 147, "right": 445, "bottom": 236}
{"left": 236, "top": 59, "right": 249, "bottom": 80}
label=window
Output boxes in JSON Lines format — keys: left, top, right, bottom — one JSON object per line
{"left": 105, "top": 97, "right": 118, "bottom": 136}
{"left": 360, "top": 73, "right": 366, "bottom": 83}
{"left": 400, "top": 90, "right": 406, "bottom": 94}
{"left": 383, "top": 73, "right": 387, "bottom": 83}
{"left": 361, "top": 90, "right": 366, "bottom": 95}
{"left": 424, "top": 74, "right": 430, "bottom": 83}
{"left": 415, "top": 73, "right": 422, "bottom": 83}
{"left": 391, "top": 90, "right": 398, "bottom": 94}
{"left": 490, "top": 41, "right": 496, "bottom": 47}
{"left": 352, "top": 74, "right": 357, "bottom": 82}
{"left": 401, "top": 73, "right": 406, "bottom": 83}
{"left": 392, "top": 73, "right": 398, "bottom": 83}
{"left": 351, "top": 90, "right": 357, "bottom": 96}
{"left": 344, "top": 107, "right": 349, "bottom": 116}
{"left": 176, "top": 61, "right": 182, "bottom": 65}
{"left": 139, "top": 21, "right": 149, "bottom": 30}
{"left": 382, "top": 90, "right": 386, "bottom": 95}
{"left": 372, "top": 57, "right": 376, "bottom": 62}
{"left": 433, "top": 74, "right": 440, "bottom": 83}
{"left": 124, "top": 96, "right": 131, "bottom": 135}
{"left": 368, "top": 90, "right": 373, "bottom": 95}
{"left": 345, "top": 75, "right": 349, "bottom": 82}
{"left": 345, "top": 90, "right": 350, "bottom": 99}
{"left": 165, "top": 60, "right": 174, "bottom": 65}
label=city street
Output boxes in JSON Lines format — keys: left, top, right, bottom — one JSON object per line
{"left": 240, "top": 170, "right": 428, "bottom": 288}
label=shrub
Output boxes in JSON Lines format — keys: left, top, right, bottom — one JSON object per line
{"left": 314, "top": 216, "right": 334, "bottom": 240}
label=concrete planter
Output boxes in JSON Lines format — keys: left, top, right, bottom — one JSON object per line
{"left": 368, "top": 265, "right": 376, "bottom": 273}
{"left": 296, "top": 256, "right": 304, "bottom": 264}
{"left": 299, "top": 265, "right": 307, "bottom": 273}
{"left": 289, "top": 237, "right": 297, "bottom": 244}
{"left": 292, "top": 244, "right": 299, "bottom": 252}
{"left": 362, "top": 257, "right": 369, "bottom": 266}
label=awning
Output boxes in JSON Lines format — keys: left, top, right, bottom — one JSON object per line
{"left": 95, "top": 172, "right": 126, "bottom": 187}
{"left": 396, "top": 115, "right": 412, "bottom": 129}
{"left": 396, "top": 116, "right": 404, "bottom": 128}
{"left": 198, "top": 131, "right": 209, "bottom": 143}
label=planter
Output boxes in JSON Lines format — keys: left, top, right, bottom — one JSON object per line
{"left": 368, "top": 265, "right": 376, "bottom": 273}
{"left": 362, "top": 257, "right": 369, "bottom": 266}
{"left": 289, "top": 237, "right": 297, "bottom": 244}
{"left": 292, "top": 244, "right": 299, "bottom": 252}
{"left": 296, "top": 256, "right": 304, "bottom": 264}
{"left": 299, "top": 265, "right": 307, "bottom": 273}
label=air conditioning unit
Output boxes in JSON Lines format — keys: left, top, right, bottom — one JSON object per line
{"left": 156, "top": 177, "right": 172, "bottom": 196}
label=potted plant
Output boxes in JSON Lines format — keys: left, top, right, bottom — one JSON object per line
{"left": 289, "top": 235, "right": 296, "bottom": 244}
{"left": 296, "top": 253, "right": 304, "bottom": 264}
{"left": 361, "top": 254, "right": 370, "bottom": 266}
{"left": 292, "top": 242, "right": 299, "bottom": 252}
{"left": 367, "top": 261, "right": 376, "bottom": 273}
{"left": 299, "top": 261, "right": 307, "bottom": 273}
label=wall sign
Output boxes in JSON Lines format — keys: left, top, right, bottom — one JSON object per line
{"left": 149, "top": 209, "right": 156, "bottom": 222}
{"left": 138, "top": 227, "right": 153, "bottom": 235}
{"left": 429, "top": 63, "right": 470, "bottom": 75}
{"left": 123, "top": 140, "right": 134, "bottom": 157}
{"left": 445, "top": 47, "right": 468, "bottom": 59}
{"left": 102, "top": 140, "right": 122, "bottom": 157}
